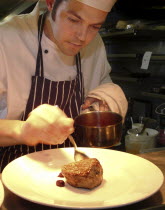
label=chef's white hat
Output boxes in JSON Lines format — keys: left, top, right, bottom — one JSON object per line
{"left": 75, "top": 0, "right": 117, "bottom": 12}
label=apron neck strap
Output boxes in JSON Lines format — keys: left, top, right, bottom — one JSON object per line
{"left": 76, "top": 52, "right": 81, "bottom": 75}
{"left": 35, "top": 12, "right": 47, "bottom": 77}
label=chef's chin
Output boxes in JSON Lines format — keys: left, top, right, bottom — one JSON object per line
{"left": 61, "top": 42, "right": 82, "bottom": 56}
{"left": 61, "top": 47, "right": 81, "bottom": 56}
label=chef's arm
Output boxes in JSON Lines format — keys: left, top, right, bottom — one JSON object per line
{"left": 83, "top": 35, "right": 127, "bottom": 118}
{"left": 0, "top": 120, "right": 24, "bottom": 146}
{"left": 83, "top": 83, "right": 128, "bottom": 119}
{"left": 0, "top": 104, "right": 74, "bottom": 147}
{"left": 82, "top": 62, "right": 128, "bottom": 118}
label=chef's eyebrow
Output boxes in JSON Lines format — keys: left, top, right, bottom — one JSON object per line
{"left": 67, "top": 10, "right": 104, "bottom": 25}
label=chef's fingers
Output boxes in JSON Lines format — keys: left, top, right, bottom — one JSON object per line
{"left": 82, "top": 97, "right": 110, "bottom": 111}
{"left": 57, "top": 117, "right": 74, "bottom": 134}
{"left": 81, "top": 97, "right": 99, "bottom": 110}
{"left": 99, "top": 100, "right": 110, "bottom": 111}
{"left": 35, "top": 117, "right": 74, "bottom": 145}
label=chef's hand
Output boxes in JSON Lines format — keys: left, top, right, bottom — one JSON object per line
{"left": 81, "top": 97, "right": 110, "bottom": 111}
{"left": 18, "top": 104, "right": 74, "bottom": 146}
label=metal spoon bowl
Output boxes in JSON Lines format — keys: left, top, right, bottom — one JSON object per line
{"left": 68, "top": 135, "right": 89, "bottom": 161}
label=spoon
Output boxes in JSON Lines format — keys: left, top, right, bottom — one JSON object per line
{"left": 136, "top": 119, "right": 149, "bottom": 136}
{"left": 68, "top": 135, "right": 89, "bottom": 161}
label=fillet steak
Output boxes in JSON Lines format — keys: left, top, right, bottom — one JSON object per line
{"left": 61, "top": 158, "right": 103, "bottom": 189}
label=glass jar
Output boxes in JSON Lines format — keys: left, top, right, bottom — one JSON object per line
{"left": 125, "top": 128, "right": 158, "bottom": 154}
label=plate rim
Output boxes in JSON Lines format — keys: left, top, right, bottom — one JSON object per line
{"left": 2, "top": 148, "right": 164, "bottom": 209}
{"left": 0, "top": 180, "right": 4, "bottom": 207}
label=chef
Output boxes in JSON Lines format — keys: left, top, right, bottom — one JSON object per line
{"left": 0, "top": 0, "right": 127, "bottom": 171}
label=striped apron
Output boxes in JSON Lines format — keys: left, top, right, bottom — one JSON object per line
{"left": 0, "top": 12, "right": 84, "bottom": 172}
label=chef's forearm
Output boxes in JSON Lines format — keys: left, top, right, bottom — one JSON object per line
{"left": 0, "top": 120, "right": 23, "bottom": 146}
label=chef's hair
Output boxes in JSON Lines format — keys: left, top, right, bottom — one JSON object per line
{"left": 52, "top": 0, "right": 67, "bottom": 21}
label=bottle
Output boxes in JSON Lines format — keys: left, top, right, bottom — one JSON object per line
{"left": 157, "top": 115, "right": 165, "bottom": 147}
{"left": 124, "top": 97, "right": 134, "bottom": 135}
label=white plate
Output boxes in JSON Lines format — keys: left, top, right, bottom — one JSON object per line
{"left": 2, "top": 148, "right": 164, "bottom": 209}
{"left": 0, "top": 180, "right": 4, "bottom": 207}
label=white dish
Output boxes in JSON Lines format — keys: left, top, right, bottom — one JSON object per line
{"left": 0, "top": 180, "right": 4, "bottom": 207}
{"left": 2, "top": 148, "right": 164, "bottom": 209}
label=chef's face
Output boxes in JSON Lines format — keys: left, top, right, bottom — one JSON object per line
{"left": 47, "top": 0, "right": 108, "bottom": 56}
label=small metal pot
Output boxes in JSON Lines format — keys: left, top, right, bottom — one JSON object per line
{"left": 74, "top": 111, "right": 123, "bottom": 148}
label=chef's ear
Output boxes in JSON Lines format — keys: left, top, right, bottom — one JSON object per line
{"left": 46, "top": 0, "right": 55, "bottom": 11}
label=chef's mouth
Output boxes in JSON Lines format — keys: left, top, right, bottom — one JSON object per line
{"left": 68, "top": 42, "right": 83, "bottom": 48}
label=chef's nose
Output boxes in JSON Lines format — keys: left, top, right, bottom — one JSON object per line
{"left": 77, "top": 25, "right": 88, "bottom": 41}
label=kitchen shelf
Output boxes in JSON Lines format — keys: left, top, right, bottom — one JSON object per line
{"left": 107, "top": 54, "right": 165, "bottom": 62}
{"left": 142, "top": 92, "right": 165, "bottom": 100}
{"left": 111, "top": 75, "right": 137, "bottom": 82}
{"left": 101, "top": 29, "right": 165, "bottom": 40}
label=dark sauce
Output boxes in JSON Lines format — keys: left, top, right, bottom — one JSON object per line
{"left": 58, "top": 172, "right": 64, "bottom": 178}
{"left": 56, "top": 180, "right": 65, "bottom": 187}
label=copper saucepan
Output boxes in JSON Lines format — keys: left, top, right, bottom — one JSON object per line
{"left": 74, "top": 111, "right": 123, "bottom": 148}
